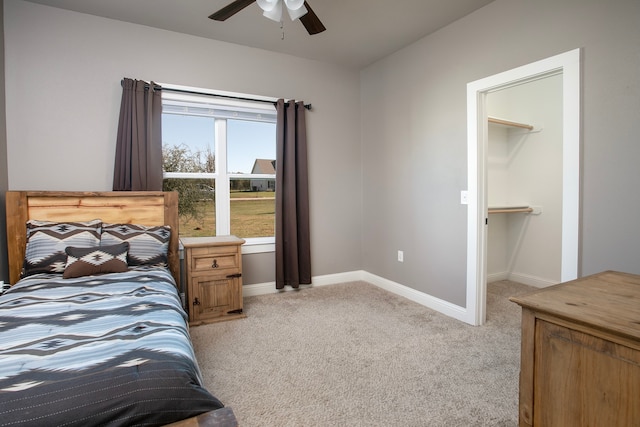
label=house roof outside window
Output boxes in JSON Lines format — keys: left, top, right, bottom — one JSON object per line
{"left": 251, "top": 159, "right": 276, "bottom": 174}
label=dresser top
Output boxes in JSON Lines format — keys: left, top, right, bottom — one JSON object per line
{"left": 510, "top": 271, "right": 640, "bottom": 341}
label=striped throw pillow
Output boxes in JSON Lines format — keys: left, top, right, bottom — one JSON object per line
{"left": 101, "top": 223, "right": 170, "bottom": 268}
{"left": 23, "top": 219, "right": 102, "bottom": 277}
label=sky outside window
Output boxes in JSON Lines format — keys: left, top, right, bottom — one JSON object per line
{"left": 227, "top": 119, "right": 276, "bottom": 173}
{"left": 162, "top": 114, "right": 275, "bottom": 174}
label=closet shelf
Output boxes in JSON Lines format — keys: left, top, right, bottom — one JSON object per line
{"left": 488, "top": 206, "right": 534, "bottom": 214}
{"left": 488, "top": 116, "right": 534, "bottom": 131}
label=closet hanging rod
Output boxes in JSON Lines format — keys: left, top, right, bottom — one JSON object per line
{"left": 488, "top": 207, "right": 534, "bottom": 214}
{"left": 488, "top": 116, "right": 534, "bottom": 130}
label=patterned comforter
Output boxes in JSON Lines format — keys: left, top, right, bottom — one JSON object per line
{"left": 0, "top": 268, "right": 223, "bottom": 426}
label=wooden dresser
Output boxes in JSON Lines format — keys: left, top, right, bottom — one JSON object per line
{"left": 181, "top": 236, "right": 246, "bottom": 326}
{"left": 509, "top": 271, "right": 640, "bottom": 427}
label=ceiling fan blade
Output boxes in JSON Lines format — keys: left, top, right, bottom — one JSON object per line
{"left": 299, "top": 1, "right": 326, "bottom": 35}
{"left": 209, "top": 0, "right": 255, "bottom": 21}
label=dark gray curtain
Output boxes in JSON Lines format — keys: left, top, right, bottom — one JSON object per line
{"left": 113, "top": 78, "right": 163, "bottom": 191}
{"left": 275, "top": 99, "right": 311, "bottom": 289}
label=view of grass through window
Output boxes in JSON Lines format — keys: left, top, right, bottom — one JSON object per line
{"left": 174, "top": 191, "right": 276, "bottom": 238}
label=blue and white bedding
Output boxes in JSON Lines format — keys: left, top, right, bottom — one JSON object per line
{"left": 0, "top": 267, "right": 223, "bottom": 426}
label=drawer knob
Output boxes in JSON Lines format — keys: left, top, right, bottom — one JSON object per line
{"left": 212, "top": 259, "right": 219, "bottom": 268}
{"left": 193, "top": 297, "right": 201, "bottom": 306}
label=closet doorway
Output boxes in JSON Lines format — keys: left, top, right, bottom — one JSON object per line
{"left": 465, "top": 49, "right": 581, "bottom": 326}
{"left": 486, "top": 75, "right": 563, "bottom": 287}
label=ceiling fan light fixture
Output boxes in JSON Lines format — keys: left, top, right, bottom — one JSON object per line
{"left": 256, "top": 0, "right": 277, "bottom": 11}
{"left": 257, "top": 0, "right": 282, "bottom": 22}
{"left": 264, "top": 5, "right": 283, "bottom": 21}
{"left": 284, "top": 0, "right": 304, "bottom": 9}
{"left": 210, "top": 0, "right": 324, "bottom": 35}
{"left": 286, "top": 2, "right": 308, "bottom": 21}
{"left": 257, "top": 0, "right": 308, "bottom": 22}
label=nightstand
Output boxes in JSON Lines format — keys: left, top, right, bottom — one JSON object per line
{"left": 181, "top": 236, "right": 246, "bottom": 325}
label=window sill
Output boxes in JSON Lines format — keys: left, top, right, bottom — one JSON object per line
{"left": 242, "top": 241, "right": 275, "bottom": 254}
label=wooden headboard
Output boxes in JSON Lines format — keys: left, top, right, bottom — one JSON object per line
{"left": 5, "top": 191, "right": 179, "bottom": 286}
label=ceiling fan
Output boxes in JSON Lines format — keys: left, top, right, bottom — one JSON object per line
{"left": 209, "top": 0, "right": 326, "bottom": 35}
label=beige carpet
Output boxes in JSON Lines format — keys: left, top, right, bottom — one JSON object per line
{"left": 189, "top": 280, "right": 534, "bottom": 426}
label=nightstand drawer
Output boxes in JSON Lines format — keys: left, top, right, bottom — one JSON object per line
{"left": 189, "top": 246, "right": 240, "bottom": 272}
{"left": 191, "top": 254, "right": 238, "bottom": 271}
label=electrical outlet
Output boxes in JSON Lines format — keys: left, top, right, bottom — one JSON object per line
{"left": 460, "top": 190, "right": 468, "bottom": 205}
{"left": 397, "top": 250, "right": 404, "bottom": 262}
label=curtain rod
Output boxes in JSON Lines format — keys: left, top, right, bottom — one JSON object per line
{"left": 161, "top": 86, "right": 311, "bottom": 110}
{"left": 164, "top": 86, "right": 312, "bottom": 110}
{"left": 121, "top": 79, "right": 311, "bottom": 110}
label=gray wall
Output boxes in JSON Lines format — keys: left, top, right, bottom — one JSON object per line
{"left": 0, "top": 0, "right": 8, "bottom": 283}
{"left": 4, "top": 0, "right": 362, "bottom": 285}
{"left": 361, "top": 0, "right": 640, "bottom": 306}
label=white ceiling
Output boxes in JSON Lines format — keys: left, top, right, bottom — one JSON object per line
{"left": 24, "top": 0, "right": 495, "bottom": 69}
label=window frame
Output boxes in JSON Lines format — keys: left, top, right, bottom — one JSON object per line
{"left": 161, "top": 90, "right": 277, "bottom": 253}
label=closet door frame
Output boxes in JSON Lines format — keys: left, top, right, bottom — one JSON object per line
{"left": 465, "top": 49, "right": 581, "bottom": 326}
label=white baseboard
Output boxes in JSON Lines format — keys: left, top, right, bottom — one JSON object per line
{"left": 487, "top": 272, "right": 508, "bottom": 283}
{"left": 312, "top": 271, "right": 365, "bottom": 286}
{"left": 242, "top": 271, "right": 363, "bottom": 297}
{"left": 242, "top": 281, "right": 279, "bottom": 297}
{"left": 487, "top": 270, "right": 557, "bottom": 288}
{"left": 243, "top": 270, "right": 469, "bottom": 324}
{"left": 360, "top": 271, "right": 469, "bottom": 323}
{"left": 508, "top": 272, "right": 558, "bottom": 288}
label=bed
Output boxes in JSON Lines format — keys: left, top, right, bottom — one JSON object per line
{"left": 1, "top": 191, "right": 236, "bottom": 427}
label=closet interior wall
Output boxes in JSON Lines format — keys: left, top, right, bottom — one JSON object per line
{"left": 486, "top": 74, "right": 564, "bottom": 288}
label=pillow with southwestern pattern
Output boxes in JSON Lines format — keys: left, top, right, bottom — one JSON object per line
{"left": 101, "top": 223, "right": 171, "bottom": 268}
{"left": 23, "top": 219, "right": 102, "bottom": 277}
{"left": 63, "top": 242, "right": 129, "bottom": 279}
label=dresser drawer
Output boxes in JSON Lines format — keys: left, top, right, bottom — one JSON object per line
{"left": 189, "top": 246, "right": 240, "bottom": 272}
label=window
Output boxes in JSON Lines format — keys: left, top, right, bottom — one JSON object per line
{"left": 161, "top": 89, "right": 277, "bottom": 251}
